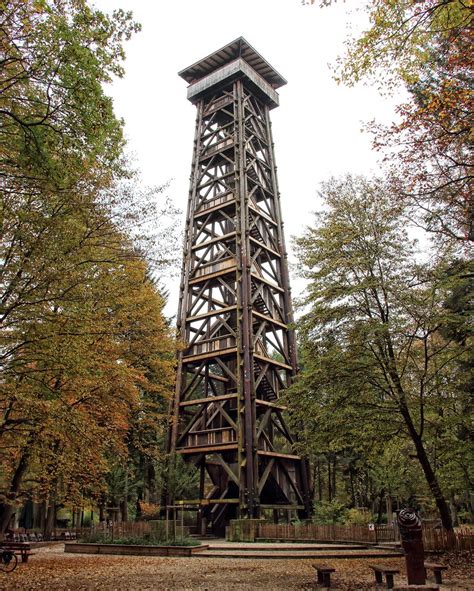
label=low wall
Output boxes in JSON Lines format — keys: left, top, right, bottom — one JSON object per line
{"left": 65, "top": 543, "right": 208, "bottom": 557}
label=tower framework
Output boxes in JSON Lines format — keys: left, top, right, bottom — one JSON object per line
{"left": 169, "top": 38, "right": 310, "bottom": 533}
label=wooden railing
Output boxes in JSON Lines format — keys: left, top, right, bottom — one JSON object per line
{"left": 193, "top": 257, "right": 236, "bottom": 279}
{"left": 186, "top": 335, "right": 235, "bottom": 357}
{"left": 184, "top": 426, "right": 237, "bottom": 448}
{"left": 198, "top": 191, "right": 235, "bottom": 213}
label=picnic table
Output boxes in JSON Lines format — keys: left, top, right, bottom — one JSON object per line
{"left": 2, "top": 541, "right": 35, "bottom": 563}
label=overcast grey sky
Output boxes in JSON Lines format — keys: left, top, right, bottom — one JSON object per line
{"left": 94, "top": 0, "right": 404, "bottom": 315}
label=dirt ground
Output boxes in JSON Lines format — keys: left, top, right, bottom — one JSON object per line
{"left": 1, "top": 545, "right": 473, "bottom": 590}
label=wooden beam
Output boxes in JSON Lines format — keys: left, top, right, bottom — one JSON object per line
{"left": 258, "top": 450, "right": 301, "bottom": 461}
{"left": 183, "top": 347, "right": 237, "bottom": 363}
{"left": 250, "top": 272, "right": 284, "bottom": 292}
{"left": 211, "top": 454, "right": 239, "bottom": 485}
{"left": 254, "top": 353, "right": 292, "bottom": 370}
{"left": 186, "top": 305, "right": 237, "bottom": 322}
{"left": 192, "top": 231, "right": 236, "bottom": 251}
{"left": 189, "top": 266, "right": 236, "bottom": 285}
{"left": 253, "top": 310, "right": 287, "bottom": 329}
{"left": 258, "top": 458, "right": 275, "bottom": 494}
{"left": 201, "top": 498, "right": 240, "bottom": 505}
{"left": 249, "top": 235, "right": 281, "bottom": 259}
{"left": 177, "top": 443, "right": 238, "bottom": 454}
{"left": 179, "top": 393, "right": 237, "bottom": 407}
{"left": 260, "top": 504, "right": 305, "bottom": 510}
{"left": 256, "top": 398, "right": 287, "bottom": 411}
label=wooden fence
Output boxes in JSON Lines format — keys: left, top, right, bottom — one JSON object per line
{"left": 257, "top": 523, "right": 474, "bottom": 552}
{"left": 258, "top": 523, "right": 378, "bottom": 543}
{"left": 422, "top": 527, "right": 474, "bottom": 552}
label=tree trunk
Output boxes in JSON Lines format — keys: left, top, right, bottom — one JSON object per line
{"left": 386, "top": 495, "right": 393, "bottom": 524}
{"left": 120, "top": 500, "right": 128, "bottom": 523}
{"left": 44, "top": 502, "right": 56, "bottom": 538}
{"left": 449, "top": 493, "right": 459, "bottom": 527}
{"left": 349, "top": 465, "right": 356, "bottom": 508}
{"left": 332, "top": 455, "right": 337, "bottom": 499}
{"left": 327, "top": 456, "right": 332, "bottom": 501}
{"left": 317, "top": 459, "right": 322, "bottom": 501}
{"left": 0, "top": 449, "right": 31, "bottom": 533}
{"left": 40, "top": 501, "right": 46, "bottom": 532}
{"left": 377, "top": 488, "right": 385, "bottom": 524}
{"left": 122, "top": 468, "right": 129, "bottom": 522}
{"left": 135, "top": 496, "right": 142, "bottom": 522}
{"left": 400, "top": 404, "right": 454, "bottom": 531}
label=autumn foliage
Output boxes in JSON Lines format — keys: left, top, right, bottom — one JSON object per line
{"left": 0, "top": 0, "right": 176, "bottom": 533}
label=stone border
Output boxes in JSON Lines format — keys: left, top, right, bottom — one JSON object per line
{"left": 65, "top": 542, "right": 209, "bottom": 557}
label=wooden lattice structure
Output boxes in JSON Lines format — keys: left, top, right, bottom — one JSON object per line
{"left": 168, "top": 38, "right": 311, "bottom": 534}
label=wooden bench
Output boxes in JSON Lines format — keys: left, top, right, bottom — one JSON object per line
{"left": 2, "top": 542, "right": 34, "bottom": 563}
{"left": 425, "top": 562, "right": 448, "bottom": 584}
{"left": 312, "top": 564, "right": 336, "bottom": 587}
{"left": 370, "top": 564, "right": 400, "bottom": 589}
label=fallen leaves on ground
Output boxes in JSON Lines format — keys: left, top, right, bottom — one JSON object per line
{"left": 1, "top": 545, "right": 472, "bottom": 590}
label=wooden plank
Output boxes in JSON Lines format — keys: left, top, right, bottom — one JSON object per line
{"left": 253, "top": 309, "right": 287, "bottom": 329}
{"left": 194, "top": 195, "right": 236, "bottom": 219}
{"left": 192, "top": 232, "right": 236, "bottom": 251}
{"left": 188, "top": 426, "right": 235, "bottom": 434}
{"left": 250, "top": 272, "right": 283, "bottom": 292}
{"left": 176, "top": 443, "right": 238, "bottom": 454}
{"left": 258, "top": 449, "right": 301, "bottom": 461}
{"left": 201, "top": 498, "right": 239, "bottom": 505}
{"left": 254, "top": 353, "right": 292, "bottom": 370}
{"left": 260, "top": 504, "right": 305, "bottom": 510}
{"left": 186, "top": 305, "right": 237, "bottom": 322}
{"left": 189, "top": 267, "right": 236, "bottom": 285}
{"left": 189, "top": 370, "right": 228, "bottom": 383}
{"left": 182, "top": 347, "right": 237, "bottom": 363}
{"left": 179, "top": 393, "right": 237, "bottom": 407}
{"left": 256, "top": 398, "right": 287, "bottom": 411}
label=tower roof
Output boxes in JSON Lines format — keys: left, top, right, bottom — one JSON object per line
{"left": 178, "top": 37, "right": 287, "bottom": 89}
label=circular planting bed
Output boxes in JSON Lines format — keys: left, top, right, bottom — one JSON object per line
{"left": 65, "top": 542, "right": 209, "bottom": 557}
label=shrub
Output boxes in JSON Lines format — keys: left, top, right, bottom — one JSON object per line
{"left": 313, "top": 500, "right": 348, "bottom": 524}
{"left": 345, "top": 508, "right": 372, "bottom": 526}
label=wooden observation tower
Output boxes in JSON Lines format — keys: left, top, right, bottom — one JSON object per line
{"left": 169, "top": 38, "right": 311, "bottom": 534}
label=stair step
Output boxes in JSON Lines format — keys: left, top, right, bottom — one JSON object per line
{"left": 195, "top": 549, "right": 403, "bottom": 559}
{"left": 209, "top": 543, "right": 368, "bottom": 551}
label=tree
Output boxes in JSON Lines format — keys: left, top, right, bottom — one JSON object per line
{"left": 308, "top": 1, "right": 473, "bottom": 244}
{"left": 372, "top": 23, "right": 472, "bottom": 244}
{"left": 290, "top": 174, "right": 471, "bottom": 530}
{"left": 0, "top": 1, "right": 178, "bottom": 533}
